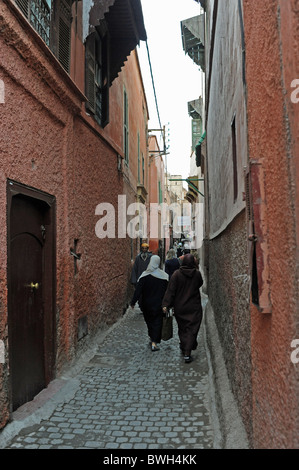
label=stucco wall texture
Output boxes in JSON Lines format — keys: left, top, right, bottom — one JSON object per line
{"left": 205, "top": 0, "right": 299, "bottom": 447}
{"left": 0, "top": 4, "right": 148, "bottom": 427}
{"left": 242, "top": 0, "right": 299, "bottom": 448}
{"left": 205, "top": 0, "right": 253, "bottom": 442}
{"left": 206, "top": 0, "right": 248, "bottom": 239}
{"left": 208, "top": 212, "right": 252, "bottom": 442}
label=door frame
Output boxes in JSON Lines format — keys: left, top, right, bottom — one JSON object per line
{"left": 7, "top": 179, "right": 56, "bottom": 407}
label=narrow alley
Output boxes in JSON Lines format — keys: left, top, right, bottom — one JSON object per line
{"left": 0, "top": 0, "right": 298, "bottom": 451}
{"left": 0, "top": 301, "right": 219, "bottom": 451}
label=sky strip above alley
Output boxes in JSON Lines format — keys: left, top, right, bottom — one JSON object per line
{"left": 138, "top": 0, "right": 204, "bottom": 180}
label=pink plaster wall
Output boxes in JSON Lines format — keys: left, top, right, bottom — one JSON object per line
{"left": 243, "top": 0, "right": 299, "bottom": 448}
{"left": 204, "top": 0, "right": 253, "bottom": 440}
{"left": 0, "top": 2, "right": 148, "bottom": 427}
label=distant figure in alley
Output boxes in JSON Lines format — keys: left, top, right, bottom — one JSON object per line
{"left": 164, "top": 248, "right": 180, "bottom": 280}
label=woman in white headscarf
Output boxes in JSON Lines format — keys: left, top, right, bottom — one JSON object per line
{"left": 130, "top": 255, "right": 169, "bottom": 351}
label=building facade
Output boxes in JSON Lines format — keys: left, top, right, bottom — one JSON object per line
{"left": 196, "top": 0, "right": 299, "bottom": 448}
{"left": 242, "top": 0, "right": 299, "bottom": 449}
{"left": 0, "top": 0, "right": 148, "bottom": 428}
{"left": 148, "top": 134, "right": 168, "bottom": 260}
{"left": 185, "top": 99, "right": 205, "bottom": 254}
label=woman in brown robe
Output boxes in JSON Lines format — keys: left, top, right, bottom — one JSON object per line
{"left": 162, "top": 254, "right": 203, "bottom": 363}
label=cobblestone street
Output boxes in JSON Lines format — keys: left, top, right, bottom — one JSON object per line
{"left": 0, "top": 305, "right": 217, "bottom": 450}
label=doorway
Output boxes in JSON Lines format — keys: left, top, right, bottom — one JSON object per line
{"left": 7, "top": 180, "right": 56, "bottom": 411}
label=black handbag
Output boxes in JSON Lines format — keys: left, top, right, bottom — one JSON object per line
{"left": 161, "top": 312, "right": 173, "bottom": 341}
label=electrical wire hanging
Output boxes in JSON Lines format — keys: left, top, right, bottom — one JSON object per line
{"left": 146, "top": 39, "right": 163, "bottom": 133}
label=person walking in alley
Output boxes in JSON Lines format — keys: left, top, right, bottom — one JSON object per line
{"left": 164, "top": 248, "right": 180, "bottom": 280}
{"left": 130, "top": 243, "right": 152, "bottom": 286}
{"left": 130, "top": 243, "right": 152, "bottom": 312}
{"left": 176, "top": 243, "right": 183, "bottom": 258}
{"left": 162, "top": 254, "right": 203, "bottom": 363}
{"left": 130, "top": 255, "right": 169, "bottom": 352}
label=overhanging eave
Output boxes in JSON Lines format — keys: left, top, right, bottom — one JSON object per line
{"left": 181, "top": 15, "right": 205, "bottom": 71}
{"left": 86, "top": 0, "right": 147, "bottom": 85}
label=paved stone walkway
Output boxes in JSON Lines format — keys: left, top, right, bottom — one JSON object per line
{"left": 0, "top": 306, "right": 217, "bottom": 450}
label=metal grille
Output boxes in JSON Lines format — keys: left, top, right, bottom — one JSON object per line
{"left": 30, "top": 0, "right": 50, "bottom": 45}
{"left": 15, "top": 0, "right": 50, "bottom": 46}
{"left": 14, "top": 0, "right": 72, "bottom": 74}
{"left": 244, "top": 169, "right": 254, "bottom": 222}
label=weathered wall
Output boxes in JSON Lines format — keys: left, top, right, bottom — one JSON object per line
{"left": 243, "top": 0, "right": 299, "bottom": 449}
{"left": 208, "top": 211, "right": 252, "bottom": 442}
{"left": 278, "top": 0, "right": 299, "bottom": 321}
{"left": 0, "top": 4, "right": 76, "bottom": 420}
{"left": 205, "top": 0, "right": 299, "bottom": 448}
{"left": 0, "top": 2, "right": 148, "bottom": 427}
{"left": 206, "top": 0, "right": 247, "bottom": 238}
{"left": 205, "top": 0, "right": 252, "bottom": 443}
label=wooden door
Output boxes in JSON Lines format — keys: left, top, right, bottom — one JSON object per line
{"left": 7, "top": 181, "right": 56, "bottom": 411}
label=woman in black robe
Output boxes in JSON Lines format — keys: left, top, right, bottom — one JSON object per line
{"left": 131, "top": 255, "right": 169, "bottom": 351}
{"left": 162, "top": 254, "right": 203, "bottom": 363}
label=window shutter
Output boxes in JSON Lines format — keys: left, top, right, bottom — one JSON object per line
{"left": 57, "top": 0, "right": 72, "bottom": 72}
{"left": 85, "top": 28, "right": 110, "bottom": 127}
{"left": 123, "top": 89, "right": 129, "bottom": 164}
{"left": 51, "top": 0, "right": 72, "bottom": 73}
{"left": 99, "top": 31, "right": 110, "bottom": 128}
{"left": 95, "top": 34, "right": 103, "bottom": 123}
{"left": 85, "top": 32, "right": 96, "bottom": 114}
{"left": 15, "top": 0, "right": 29, "bottom": 17}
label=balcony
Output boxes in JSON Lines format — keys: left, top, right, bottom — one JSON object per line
{"left": 181, "top": 14, "right": 205, "bottom": 72}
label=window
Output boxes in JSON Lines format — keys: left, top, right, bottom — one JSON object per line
{"left": 231, "top": 115, "right": 238, "bottom": 202}
{"left": 124, "top": 88, "right": 129, "bottom": 165}
{"left": 137, "top": 132, "right": 140, "bottom": 183}
{"left": 14, "top": 0, "right": 72, "bottom": 73}
{"left": 15, "top": 0, "right": 51, "bottom": 44}
{"left": 85, "top": 25, "right": 110, "bottom": 128}
{"left": 142, "top": 153, "right": 145, "bottom": 185}
{"left": 192, "top": 119, "right": 202, "bottom": 151}
{"left": 158, "top": 181, "right": 163, "bottom": 204}
{"left": 54, "top": 0, "right": 72, "bottom": 73}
